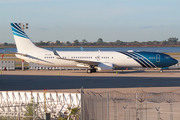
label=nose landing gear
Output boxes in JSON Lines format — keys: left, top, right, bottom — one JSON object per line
{"left": 159, "top": 69, "right": 163, "bottom": 73}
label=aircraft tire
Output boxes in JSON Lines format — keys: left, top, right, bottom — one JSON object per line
{"left": 91, "top": 68, "right": 96, "bottom": 72}
{"left": 87, "top": 69, "right": 92, "bottom": 73}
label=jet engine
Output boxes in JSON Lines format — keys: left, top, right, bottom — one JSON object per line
{"left": 97, "top": 62, "right": 113, "bottom": 71}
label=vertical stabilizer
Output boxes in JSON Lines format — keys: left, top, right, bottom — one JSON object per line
{"left": 11, "top": 23, "right": 43, "bottom": 53}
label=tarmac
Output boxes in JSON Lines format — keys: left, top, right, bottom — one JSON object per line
{"left": 1, "top": 69, "right": 180, "bottom": 93}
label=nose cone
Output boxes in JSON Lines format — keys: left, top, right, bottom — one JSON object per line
{"left": 171, "top": 58, "right": 178, "bottom": 65}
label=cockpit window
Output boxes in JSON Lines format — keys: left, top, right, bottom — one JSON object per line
{"left": 164, "top": 56, "right": 170, "bottom": 59}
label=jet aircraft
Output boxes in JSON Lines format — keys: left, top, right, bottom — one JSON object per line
{"left": 10, "top": 23, "right": 178, "bottom": 73}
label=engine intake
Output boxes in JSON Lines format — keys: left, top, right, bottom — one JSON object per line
{"left": 97, "top": 62, "right": 113, "bottom": 71}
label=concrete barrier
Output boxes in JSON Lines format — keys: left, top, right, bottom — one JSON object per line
{"left": 28, "top": 62, "right": 87, "bottom": 70}
{"left": 0, "top": 60, "right": 15, "bottom": 70}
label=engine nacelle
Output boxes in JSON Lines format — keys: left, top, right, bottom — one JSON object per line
{"left": 97, "top": 62, "right": 113, "bottom": 71}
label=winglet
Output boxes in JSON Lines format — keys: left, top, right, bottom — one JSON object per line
{"left": 52, "top": 48, "right": 61, "bottom": 58}
{"left": 5, "top": 51, "right": 27, "bottom": 56}
{"left": 80, "top": 47, "right": 84, "bottom": 51}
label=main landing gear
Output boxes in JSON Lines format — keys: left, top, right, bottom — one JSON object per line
{"left": 159, "top": 69, "right": 163, "bottom": 73}
{"left": 87, "top": 68, "right": 96, "bottom": 73}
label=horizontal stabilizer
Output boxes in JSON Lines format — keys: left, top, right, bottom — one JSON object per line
{"left": 5, "top": 51, "right": 27, "bottom": 56}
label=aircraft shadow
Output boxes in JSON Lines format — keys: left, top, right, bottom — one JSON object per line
{"left": 72, "top": 70, "right": 180, "bottom": 74}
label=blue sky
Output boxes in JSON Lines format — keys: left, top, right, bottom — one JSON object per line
{"left": 1, "top": 0, "right": 180, "bottom": 43}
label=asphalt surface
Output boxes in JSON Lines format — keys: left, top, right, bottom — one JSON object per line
{"left": 1, "top": 70, "right": 180, "bottom": 91}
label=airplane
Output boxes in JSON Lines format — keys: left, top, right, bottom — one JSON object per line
{"left": 10, "top": 23, "right": 178, "bottom": 73}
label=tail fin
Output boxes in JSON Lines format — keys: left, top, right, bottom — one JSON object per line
{"left": 11, "top": 23, "right": 43, "bottom": 53}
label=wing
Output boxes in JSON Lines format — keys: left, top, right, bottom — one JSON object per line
{"left": 52, "top": 48, "right": 100, "bottom": 65}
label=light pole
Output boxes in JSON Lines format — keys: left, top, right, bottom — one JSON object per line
{"left": 18, "top": 23, "right": 28, "bottom": 31}
{"left": 18, "top": 23, "right": 28, "bottom": 71}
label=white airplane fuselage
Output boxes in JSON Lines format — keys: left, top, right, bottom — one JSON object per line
{"left": 16, "top": 51, "right": 141, "bottom": 68}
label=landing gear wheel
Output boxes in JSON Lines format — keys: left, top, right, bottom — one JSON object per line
{"left": 159, "top": 70, "right": 163, "bottom": 73}
{"left": 87, "top": 69, "right": 92, "bottom": 73}
{"left": 91, "top": 68, "right": 96, "bottom": 72}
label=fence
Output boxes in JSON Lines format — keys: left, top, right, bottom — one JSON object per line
{"left": 81, "top": 89, "right": 180, "bottom": 120}
{"left": 2, "top": 90, "right": 180, "bottom": 120}
{"left": 0, "top": 91, "right": 81, "bottom": 120}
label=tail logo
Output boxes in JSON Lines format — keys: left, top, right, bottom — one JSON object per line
{"left": 11, "top": 23, "right": 29, "bottom": 39}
